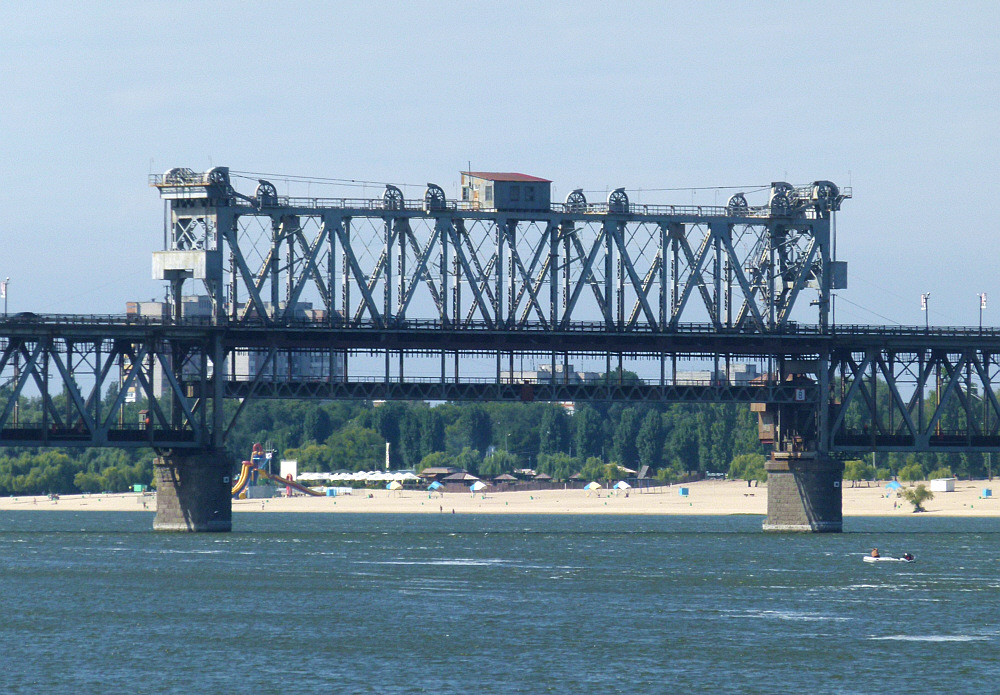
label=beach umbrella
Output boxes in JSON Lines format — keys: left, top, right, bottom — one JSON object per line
{"left": 386, "top": 481, "right": 403, "bottom": 490}
{"left": 614, "top": 481, "right": 631, "bottom": 490}
{"left": 428, "top": 481, "right": 444, "bottom": 490}
{"left": 584, "top": 482, "right": 601, "bottom": 490}
{"left": 885, "top": 481, "right": 902, "bottom": 491}
{"left": 470, "top": 480, "right": 487, "bottom": 492}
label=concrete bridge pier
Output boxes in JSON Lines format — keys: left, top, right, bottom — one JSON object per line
{"left": 762, "top": 452, "right": 844, "bottom": 532}
{"left": 153, "top": 449, "right": 232, "bottom": 532}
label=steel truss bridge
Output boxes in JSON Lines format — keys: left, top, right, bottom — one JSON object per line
{"left": 1, "top": 168, "right": 999, "bottom": 458}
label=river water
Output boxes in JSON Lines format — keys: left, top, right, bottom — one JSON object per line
{"left": 1, "top": 512, "right": 998, "bottom": 694}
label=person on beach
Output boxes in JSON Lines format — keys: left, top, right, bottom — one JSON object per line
{"left": 871, "top": 548, "right": 880, "bottom": 558}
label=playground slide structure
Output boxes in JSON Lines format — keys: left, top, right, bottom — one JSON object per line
{"left": 231, "top": 443, "right": 324, "bottom": 498}
{"left": 231, "top": 462, "right": 253, "bottom": 497}
{"left": 259, "top": 469, "right": 324, "bottom": 496}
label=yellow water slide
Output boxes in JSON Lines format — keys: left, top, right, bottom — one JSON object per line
{"left": 231, "top": 462, "right": 252, "bottom": 497}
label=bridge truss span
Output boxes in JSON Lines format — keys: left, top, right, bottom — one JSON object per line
{"left": 4, "top": 314, "right": 1000, "bottom": 455}
{"left": 829, "top": 338, "right": 1000, "bottom": 452}
{"left": 151, "top": 168, "right": 848, "bottom": 335}
{"left": 0, "top": 318, "right": 831, "bottom": 450}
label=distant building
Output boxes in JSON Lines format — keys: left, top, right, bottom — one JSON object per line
{"left": 417, "top": 467, "right": 461, "bottom": 481}
{"left": 674, "top": 363, "right": 760, "bottom": 386}
{"left": 499, "top": 363, "right": 603, "bottom": 385}
{"left": 127, "top": 294, "right": 213, "bottom": 321}
{"left": 461, "top": 172, "right": 552, "bottom": 212}
{"left": 498, "top": 364, "right": 604, "bottom": 416}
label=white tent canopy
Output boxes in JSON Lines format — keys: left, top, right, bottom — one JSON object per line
{"left": 286, "top": 470, "right": 419, "bottom": 483}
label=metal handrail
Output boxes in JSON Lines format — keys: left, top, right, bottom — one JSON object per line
{"left": 4, "top": 314, "right": 1000, "bottom": 338}
{"left": 147, "top": 176, "right": 830, "bottom": 221}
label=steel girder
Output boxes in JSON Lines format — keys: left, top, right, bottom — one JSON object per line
{"left": 218, "top": 380, "right": 814, "bottom": 405}
{"left": 0, "top": 321, "right": 817, "bottom": 449}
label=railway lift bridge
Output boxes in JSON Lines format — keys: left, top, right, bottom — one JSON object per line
{"left": 3, "top": 167, "right": 1000, "bottom": 531}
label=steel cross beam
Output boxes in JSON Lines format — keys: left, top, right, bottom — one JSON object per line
{"left": 0, "top": 322, "right": 214, "bottom": 448}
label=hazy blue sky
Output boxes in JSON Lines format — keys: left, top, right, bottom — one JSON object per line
{"left": 2, "top": 1, "right": 997, "bottom": 326}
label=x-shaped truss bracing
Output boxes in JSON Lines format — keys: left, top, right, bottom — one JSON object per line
{"left": 162, "top": 196, "right": 835, "bottom": 333}
{"left": 0, "top": 334, "right": 212, "bottom": 449}
{"left": 830, "top": 347, "right": 1000, "bottom": 451}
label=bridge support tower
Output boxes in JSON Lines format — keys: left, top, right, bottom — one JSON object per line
{"left": 153, "top": 449, "right": 232, "bottom": 532}
{"left": 755, "top": 384, "right": 844, "bottom": 532}
{"left": 762, "top": 452, "right": 843, "bottom": 532}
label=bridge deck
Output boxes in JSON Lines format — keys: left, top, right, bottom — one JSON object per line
{"left": 2, "top": 317, "right": 1000, "bottom": 451}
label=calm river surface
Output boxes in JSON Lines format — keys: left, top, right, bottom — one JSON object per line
{"left": 1, "top": 512, "right": 999, "bottom": 694}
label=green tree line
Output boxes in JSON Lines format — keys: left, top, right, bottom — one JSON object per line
{"left": 234, "top": 398, "right": 765, "bottom": 483}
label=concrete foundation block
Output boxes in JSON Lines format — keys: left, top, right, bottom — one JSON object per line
{"left": 763, "top": 453, "right": 844, "bottom": 533}
{"left": 153, "top": 449, "right": 232, "bottom": 532}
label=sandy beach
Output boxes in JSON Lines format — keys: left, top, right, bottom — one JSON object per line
{"left": 1, "top": 479, "right": 998, "bottom": 517}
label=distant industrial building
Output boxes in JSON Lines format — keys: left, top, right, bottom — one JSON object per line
{"left": 674, "top": 363, "right": 760, "bottom": 386}
{"left": 461, "top": 172, "right": 552, "bottom": 212}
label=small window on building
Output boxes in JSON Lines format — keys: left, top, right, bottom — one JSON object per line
{"left": 525, "top": 186, "right": 535, "bottom": 202}
{"left": 486, "top": 185, "right": 493, "bottom": 203}
{"left": 462, "top": 186, "right": 470, "bottom": 201}
{"left": 510, "top": 185, "right": 520, "bottom": 202}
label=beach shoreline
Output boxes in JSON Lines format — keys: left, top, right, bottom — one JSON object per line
{"left": 1, "top": 479, "right": 997, "bottom": 517}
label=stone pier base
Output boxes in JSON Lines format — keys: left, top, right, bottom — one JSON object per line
{"left": 763, "top": 452, "right": 844, "bottom": 532}
{"left": 153, "top": 449, "right": 232, "bottom": 532}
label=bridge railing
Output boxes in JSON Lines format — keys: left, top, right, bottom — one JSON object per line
{"left": 147, "top": 176, "right": 830, "bottom": 220}
{"left": 3, "top": 314, "right": 1000, "bottom": 341}
{"left": 240, "top": 197, "right": 794, "bottom": 219}
{"left": 830, "top": 324, "right": 1000, "bottom": 338}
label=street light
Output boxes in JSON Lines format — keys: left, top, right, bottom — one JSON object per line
{"left": 921, "top": 292, "right": 930, "bottom": 331}
{"left": 1, "top": 277, "right": 7, "bottom": 316}
{"left": 979, "top": 292, "right": 987, "bottom": 333}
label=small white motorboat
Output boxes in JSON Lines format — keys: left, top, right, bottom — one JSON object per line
{"left": 863, "top": 555, "right": 914, "bottom": 563}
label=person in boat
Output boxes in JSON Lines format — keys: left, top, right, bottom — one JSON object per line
{"left": 902, "top": 552, "right": 914, "bottom": 561}
{"left": 871, "top": 548, "right": 880, "bottom": 558}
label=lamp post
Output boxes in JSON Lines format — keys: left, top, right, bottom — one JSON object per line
{"left": 979, "top": 292, "right": 987, "bottom": 333}
{"left": 1, "top": 277, "right": 7, "bottom": 316}
{"left": 921, "top": 292, "right": 930, "bottom": 331}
